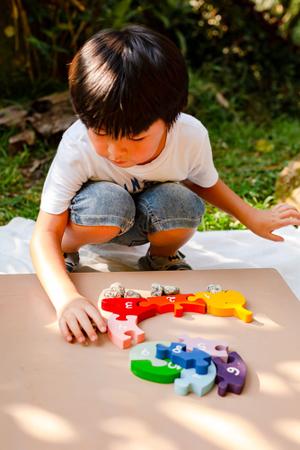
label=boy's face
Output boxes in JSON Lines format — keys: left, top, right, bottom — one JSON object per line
{"left": 88, "top": 119, "right": 167, "bottom": 168}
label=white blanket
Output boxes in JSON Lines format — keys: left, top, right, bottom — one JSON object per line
{"left": 1, "top": 217, "right": 299, "bottom": 300}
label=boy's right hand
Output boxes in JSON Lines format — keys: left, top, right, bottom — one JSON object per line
{"left": 57, "top": 296, "right": 107, "bottom": 344}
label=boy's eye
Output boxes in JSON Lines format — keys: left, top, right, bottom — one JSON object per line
{"left": 93, "top": 129, "right": 107, "bottom": 136}
{"left": 130, "top": 137, "right": 145, "bottom": 141}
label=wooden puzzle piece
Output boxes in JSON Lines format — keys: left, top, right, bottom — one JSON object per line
{"left": 212, "top": 351, "right": 247, "bottom": 396}
{"left": 139, "top": 294, "right": 206, "bottom": 317}
{"left": 107, "top": 314, "right": 144, "bottom": 349}
{"left": 130, "top": 341, "right": 182, "bottom": 383}
{"left": 178, "top": 335, "right": 229, "bottom": 362}
{"left": 188, "top": 290, "right": 253, "bottom": 322}
{"left": 101, "top": 297, "right": 157, "bottom": 322}
{"left": 129, "top": 341, "right": 170, "bottom": 367}
{"left": 156, "top": 342, "right": 212, "bottom": 375}
{"left": 174, "top": 361, "right": 217, "bottom": 396}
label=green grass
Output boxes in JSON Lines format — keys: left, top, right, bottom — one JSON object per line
{"left": 1, "top": 114, "right": 300, "bottom": 228}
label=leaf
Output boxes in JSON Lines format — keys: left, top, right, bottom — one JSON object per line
{"left": 4, "top": 26, "right": 15, "bottom": 38}
{"left": 255, "top": 139, "right": 274, "bottom": 153}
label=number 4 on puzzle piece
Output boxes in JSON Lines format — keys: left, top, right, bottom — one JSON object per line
{"left": 212, "top": 351, "right": 247, "bottom": 396}
{"left": 156, "top": 342, "right": 212, "bottom": 375}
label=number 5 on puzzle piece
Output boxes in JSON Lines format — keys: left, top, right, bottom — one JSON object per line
{"left": 188, "top": 290, "right": 253, "bottom": 323}
{"left": 178, "top": 335, "right": 229, "bottom": 362}
{"left": 107, "top": 314, "right": 144, "bottom": 349}
{"left": 212, "top": 351, "right": 247, "bottom": 396}
{"left": 156, "top": 342, "right": 211, "bottom": 375}
{"left": 140, "top": 294, "right": 206, "bottom": 317}
{"left": 174, "top": 362, "right": 217, "bottom": 396}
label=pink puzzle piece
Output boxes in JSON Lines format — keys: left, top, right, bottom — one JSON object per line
{"left": 178, "top": 335, "right": 229, "bottom": 362}
{"left": 107, "top": 314, "right": 145, "bottom": 349}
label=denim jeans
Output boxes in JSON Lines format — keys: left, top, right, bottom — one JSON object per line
{"left": 69, "top": 181, "right": 205, "bottom": 246}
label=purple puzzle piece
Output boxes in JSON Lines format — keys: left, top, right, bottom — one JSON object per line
{"left": 178, "top": 335, "right": 229, "bottom": 362}
{"left": 156, "top": 342, "right": 211, "bottom": 375}
{"left": 212, "top": 351, "right": 247, "bottom": 396}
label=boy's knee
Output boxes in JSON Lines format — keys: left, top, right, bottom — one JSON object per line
{"left": 70, "top": 181, "right": 136, "bottom": 233}
{"left": 139, "top": 182, "right": 205, "bottom": 223}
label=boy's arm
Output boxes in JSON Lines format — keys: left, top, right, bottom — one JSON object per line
{"left": 184, "top": 178, "right": 300, "bottom": 241}
{"left": 30, "top": 210, "right": 106, "bottom": 342}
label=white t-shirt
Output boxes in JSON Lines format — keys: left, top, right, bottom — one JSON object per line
{"left": 41, "top": 113, "right": 218, "bottom": 214}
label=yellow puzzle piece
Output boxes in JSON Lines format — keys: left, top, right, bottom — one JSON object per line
{"left": 188, "top": 290, "right": 253, "bottom": 323}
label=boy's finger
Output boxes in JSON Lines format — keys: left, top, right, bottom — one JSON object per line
{"left": 59, "top": 318, "right": 74, "bottom": 343}
{"left": 279, "top": 209, "right": 300, "bottom": 220}
{"left": 75, "top": 311, "right": 99, "bottom": 342}
{"left": 66, "top": 315, "right": 86, "bottom": 343}
{"left": 85, "top": 304, "right": 107, "bottom": 333}
{"left": 269, "top": 232, "right": 284, "bottom": 242}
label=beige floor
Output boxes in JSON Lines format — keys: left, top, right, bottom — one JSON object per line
{"left": 1, "top": 269, "right": 300, "bottom": 450}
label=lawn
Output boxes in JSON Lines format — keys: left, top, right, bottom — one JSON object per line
{"left": 0, "top": 110, "right": 299, "bottom": 228}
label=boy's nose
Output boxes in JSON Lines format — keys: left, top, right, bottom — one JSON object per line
{"left": 107, "top": 143, "right": 127, "bottom": 161}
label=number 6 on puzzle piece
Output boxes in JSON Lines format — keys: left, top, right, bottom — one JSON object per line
{"left": 212, "top": 351, "right": 247, "bottom": 396}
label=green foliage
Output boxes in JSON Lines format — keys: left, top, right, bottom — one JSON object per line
{"left": 1, "top": 0, "right": 300, "bottom": 116}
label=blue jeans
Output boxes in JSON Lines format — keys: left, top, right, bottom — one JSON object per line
{"left": 69, "top": 181, "right": 204, "bottom": 246}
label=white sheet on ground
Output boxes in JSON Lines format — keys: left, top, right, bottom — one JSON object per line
{"left": 0, "top": 217, "right": 299, "bottom": 299}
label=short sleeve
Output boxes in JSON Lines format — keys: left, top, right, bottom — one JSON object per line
{"left": 40, "top": 136, "right": 89, "bottom": 214}
{"left": 187, "top": 131, "right": 219, "bottom": 187}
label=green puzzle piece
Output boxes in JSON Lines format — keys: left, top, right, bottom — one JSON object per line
{"left": 131, "top": 359, "right": 182, "bottom": 383}
{"left": 129, "top": 341, "right": 182, "bottom": 383}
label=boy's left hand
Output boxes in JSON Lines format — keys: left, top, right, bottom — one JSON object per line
{"left": 245, "top": 203, "right": 300, "bottom": 241}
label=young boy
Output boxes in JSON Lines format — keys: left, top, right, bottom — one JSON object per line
{"left": 31, "top": 25, "right": 300, "bottom": 345}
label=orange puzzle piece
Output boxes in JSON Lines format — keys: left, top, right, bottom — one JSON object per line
{"left": 140, "top": 294, "right": 206, "bottom": 317}
{"left": 188, "top": 290, "right": 253, "bottom": 323}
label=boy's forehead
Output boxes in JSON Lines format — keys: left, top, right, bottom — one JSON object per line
{"left": 92, "top": 119, "right": 166, "bottom": 136}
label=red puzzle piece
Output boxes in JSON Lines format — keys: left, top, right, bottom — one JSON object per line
{"left": 140, "top": 294, "right": 206, "bottom": 317}
{"left": 101, "top": 297, "right": 157, "bottom": 322}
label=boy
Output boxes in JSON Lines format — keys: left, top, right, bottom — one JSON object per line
{"left": 30, "top": 25, "right": 300, "bottom": 345}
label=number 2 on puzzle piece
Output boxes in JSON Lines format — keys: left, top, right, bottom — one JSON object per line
{"left": 130, "top": 341, "right": 182, "bottom": 383}
{"left": 174, "top": 362, "right": 217, "bottom": 396}
{"left": 140, "top": 294, "right": 206, "bottom": 317}
{"left": 188, "top": 290, "right": 253, "bottom": 323}
{"left": 156, "top": 342, "right": 212, "bottom": 375}
{"left": 212, "top": 351, "right": 247, "bottom": 396}
{"left": 107, "top": 314, "right": 145, "bottom": 349}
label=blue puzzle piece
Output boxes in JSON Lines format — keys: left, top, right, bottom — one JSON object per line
{"left": 156, "top": 342, "right": 212, "bottom": 375}
{"left": 174, "top": 361, "right": 217, "bottom": 396}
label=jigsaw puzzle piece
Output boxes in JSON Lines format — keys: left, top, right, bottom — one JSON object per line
{"left": 178, "top": 335, "right": 229, "bottom": 362}
{"left": 107, "top": 314, "right": 145, "bottom": 349}
{"left": 130, "top": 341, "right": 182, "bottom": 383}
{"left": 140, "top": 294, "right": 206, "bottom": 317}
{"left": 212, "top": 351, "right": 247, "bottom": 396}
{"left": 129, "top": 341, "right": 170, "bottom": 367}
{"left": 156, "top": 342, "right": 211, "bottom": 375}
{"left": 188, "top": 290, "right": 253, "bottom": 323}
{"left": 101, "top": 297, "right": 157, "bottom": 322}
{"left": 174, "top": 361, "right": 217, "bottom": 396}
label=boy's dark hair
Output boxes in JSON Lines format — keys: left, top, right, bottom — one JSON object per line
{"left": 68, "top": 25, "right": 188, "bottom": 138}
